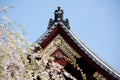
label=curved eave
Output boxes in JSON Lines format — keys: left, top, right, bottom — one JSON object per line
{"left": 35, "top": 21, "right": 120, "bottom": 80}
{"left": 67, "top": 27, "right": 120, "bottom": 80}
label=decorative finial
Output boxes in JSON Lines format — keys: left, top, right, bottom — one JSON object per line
{"left": 48, "top": 6, "right": 70, "bottom": 29}
{"left": 54, "top": 5, "right": 64, "bottom": 21}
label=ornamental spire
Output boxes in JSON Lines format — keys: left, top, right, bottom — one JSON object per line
{"left": 47, "top": 6, "right": 70, "bottom": 29}
{"left": 54, "top": 5, "right": 64, "bottom": 21}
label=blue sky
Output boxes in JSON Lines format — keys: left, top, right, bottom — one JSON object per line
{"left": 0, "top": 0, "right": 120, "bottom": 72}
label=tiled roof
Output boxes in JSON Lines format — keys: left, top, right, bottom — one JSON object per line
{"left": 35, "top": 6, "right": 120, "bottom": 80}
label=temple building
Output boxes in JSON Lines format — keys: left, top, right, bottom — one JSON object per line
{"left": 34, "top": 6, "right": 120, "bottom": 80}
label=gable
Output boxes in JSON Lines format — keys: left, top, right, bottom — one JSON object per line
{"left": 35, "top": 7, "right": 120, "bottom": 80}
{"left": 37, "top": 34, "right": 80, "bottom": 64}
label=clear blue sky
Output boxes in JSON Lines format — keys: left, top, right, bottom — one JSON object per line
{"left": 0, "top": 0, "right": 120, "bottom": 72}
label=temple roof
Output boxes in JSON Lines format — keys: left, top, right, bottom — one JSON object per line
{"left": 35, "top": 7, "right": 120, "bottom": 80}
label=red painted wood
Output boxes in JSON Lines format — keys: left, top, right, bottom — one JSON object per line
{"left": 40, "top": 24, "right": 116, "bottom": 80}
{"left": 51, "top": 49, "right": 68, "bottom": 67}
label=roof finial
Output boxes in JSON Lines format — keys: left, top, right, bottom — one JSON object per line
{"left": 48, "top": 6, "right": 70, "bottom": 29}
{"left": 54, "top": 5, "right": 63, "bottom": 21}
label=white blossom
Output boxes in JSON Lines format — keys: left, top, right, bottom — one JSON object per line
{"left": 0, "top": 5, "right": 8, "bottom": 12}
{"left": 2, "top": 16, "right": 11, "bottom": 23}
{"left": 0, "top": 5, "right": 79, "bottom": 80}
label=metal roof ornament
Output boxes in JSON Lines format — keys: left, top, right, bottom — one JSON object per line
{"left": 54, "top": 5, "right": 63, "bottom": 21}
{"left": 48, "top": 6, "right": 70, "bottom": 30}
